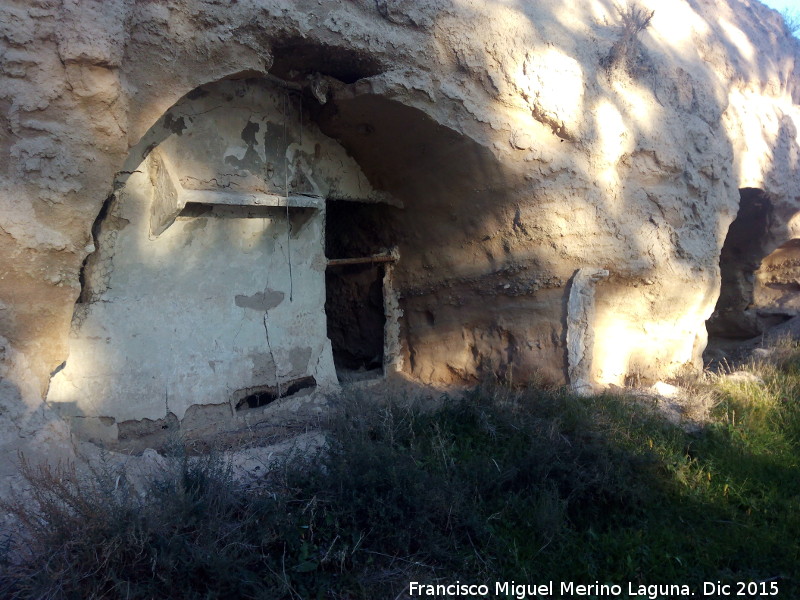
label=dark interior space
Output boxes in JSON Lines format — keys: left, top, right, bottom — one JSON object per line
{"left": 325, "top": 200, "right": 397, "bottom": 380}
{"left": 326, "top": 263, "right": 386, "bottom": 375}
{"left": 324, "top": 199, "right": 397, "bottom": 259}
{"left": 707, "top": 188, "right": 776, "bottom": 340}
{"left": 233, "top": 376, "right": 317, "bottom": 411}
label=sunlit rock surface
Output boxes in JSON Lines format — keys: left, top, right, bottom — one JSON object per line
{"left": 0, "top": 0, "right": 799, "bottom": 487}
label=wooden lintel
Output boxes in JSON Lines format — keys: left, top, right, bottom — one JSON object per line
{"left": 326, "top": 254, "right": 396, "bottom": 267}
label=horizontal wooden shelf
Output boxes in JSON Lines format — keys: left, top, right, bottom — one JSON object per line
{"left": 327, "top": 254, "right": 397, "bottom": 267}
{"left": 181, "top": 189, "right": 323, "bottom": 209}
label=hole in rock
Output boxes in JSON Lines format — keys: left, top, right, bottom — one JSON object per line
{"left": 54, "top": 73, "right": 416, "bottom": 441}
{"left": 270, "top": 38, "right": 385, "bottom": 84}
{"left": 234, "top": 375, "right": 317, "bottom": 411}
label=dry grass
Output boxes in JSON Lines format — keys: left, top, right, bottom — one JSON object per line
{"left": 2, "top": 344, "right": 800, "bottom": 598}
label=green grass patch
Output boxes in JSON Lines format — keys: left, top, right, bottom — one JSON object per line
{"left": 2, "top": 352, "right": 800, "bottom": 598}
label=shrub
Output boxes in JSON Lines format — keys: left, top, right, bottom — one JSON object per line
{"left": 781, "top": 8, "right": 800, "bottom": 36}
{"left": 0, "top": 455, "right": 294, "bottom": 599}
{"left": 602, "top": 3, "right": 656, "bottom": 75}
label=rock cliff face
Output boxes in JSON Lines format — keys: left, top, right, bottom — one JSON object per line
{"left": 0, "top": 0, "right": 799, "bottom": 461}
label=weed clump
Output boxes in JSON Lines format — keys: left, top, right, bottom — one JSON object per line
{"left": 0, "top": 454, "right": 290, "bottom": 599}
{"left": 781, "top": 8, "right": 800, "bottom": 37}
{"left": 602, "top": 3, "right": 655, "bottom": 77}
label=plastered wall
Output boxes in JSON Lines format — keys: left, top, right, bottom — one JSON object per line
{"left": 46, "top": 79, "right": 384, "bottom": 435}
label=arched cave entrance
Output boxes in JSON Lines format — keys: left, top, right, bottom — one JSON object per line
{"left": 46, "top": 75, "right": 401, "bottom": 444}
{"left": 47, "top": 35, "right": 516, "bottom": 446}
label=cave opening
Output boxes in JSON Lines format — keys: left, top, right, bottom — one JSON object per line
{"left": 706, "top": 188, "right": 793, "bottom": 362}
{"left": 325, "top": 200, "right": 398, "bottom": 382}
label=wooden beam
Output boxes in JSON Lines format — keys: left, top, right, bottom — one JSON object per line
{"left": 327, "top": 254, "right": 396, "bottom": 267}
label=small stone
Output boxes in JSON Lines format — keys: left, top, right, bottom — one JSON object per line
{"left": 651, "top": 381, "right": 679, "bottom": 398}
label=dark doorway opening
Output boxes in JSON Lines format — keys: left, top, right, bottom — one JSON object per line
{"left": 325, "top": 200, "right": 397, "bottom": 382}
{"left": 326, "top": 263, "right": 386, "bottom": 380}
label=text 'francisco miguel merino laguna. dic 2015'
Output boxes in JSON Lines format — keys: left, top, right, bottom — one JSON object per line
{"left": 408, "top": 581, "right": 696, "bottom": 599}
